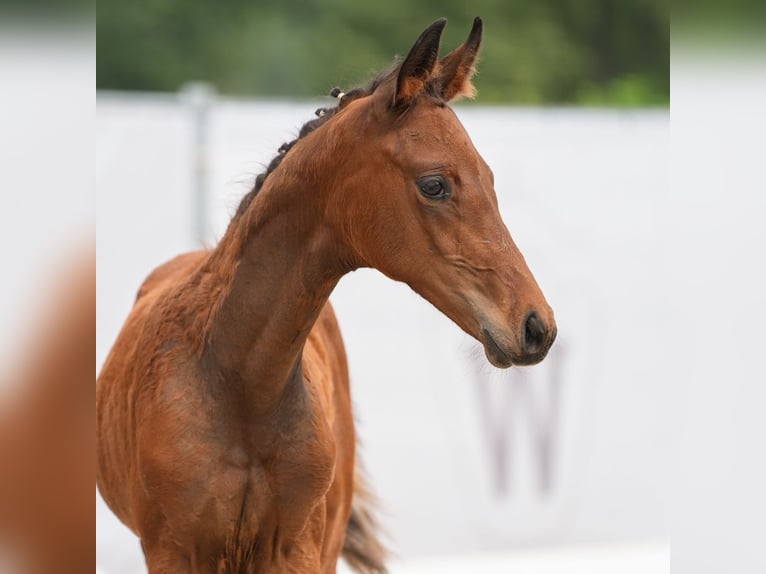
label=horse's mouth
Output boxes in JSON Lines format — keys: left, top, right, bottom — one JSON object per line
{"left": 481, "top": 328, "right": 514, "bottom": 369}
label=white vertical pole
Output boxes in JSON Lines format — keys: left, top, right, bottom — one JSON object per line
{"left": 180, "top": 82, "right": 215, "bottom": 245}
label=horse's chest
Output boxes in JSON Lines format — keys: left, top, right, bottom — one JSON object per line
{"left": 144, "top": 379, "right": 337, "bottom": 556}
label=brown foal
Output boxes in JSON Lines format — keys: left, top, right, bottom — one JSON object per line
{"left": 96, "top": 18, "right": 556, "bottom": 574}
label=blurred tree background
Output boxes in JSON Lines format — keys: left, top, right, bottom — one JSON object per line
{"left": 97, "top": 0, "right": 668, "bottom": 106}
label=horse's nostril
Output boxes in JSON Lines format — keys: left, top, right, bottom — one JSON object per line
{"left": 522, "top": 311, "right": 547, "bottom": 355}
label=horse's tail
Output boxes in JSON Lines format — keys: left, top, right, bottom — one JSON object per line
{"left": 342, "top": 459, "right": 388, "bottom": 573}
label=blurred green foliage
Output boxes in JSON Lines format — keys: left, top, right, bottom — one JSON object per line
{"left": 97, "top": 0, "right": 668, "bottom": 106}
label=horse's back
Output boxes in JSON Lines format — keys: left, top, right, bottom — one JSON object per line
{"left": 307, "top": 305, "right": 387, "bottom": 573}
{"left": 304, "top": 299, "right": 353, "bottom": 463}
{"left": 303, "top": 302, "right": 357, "bottom": 568}
{"left": 136, "top": 251, "right": 208, "bottom": 301}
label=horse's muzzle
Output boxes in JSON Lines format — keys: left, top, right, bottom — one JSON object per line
{"left": 481, "top": 314, "right": 556, "bottom": 369}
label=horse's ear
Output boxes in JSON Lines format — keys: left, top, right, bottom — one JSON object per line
{"left": 394, "top": 18, "right": 447, "bottom": 107}
{"left": 436, "top": 17, "right": 483, "bottom": 101}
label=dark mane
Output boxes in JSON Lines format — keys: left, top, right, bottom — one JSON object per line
{"left": 233, "top": 70, "right": 392, "bottom": 220}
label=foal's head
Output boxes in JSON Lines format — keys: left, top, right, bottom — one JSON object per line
{"left": 295, "top": 18, "right": 555, "bottom": 367}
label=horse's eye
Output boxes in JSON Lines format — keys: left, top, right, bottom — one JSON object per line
{"left": 417, "top": 176, "right": 450, "bottom": 199}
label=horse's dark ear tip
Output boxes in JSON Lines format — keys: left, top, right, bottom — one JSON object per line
{"left": 432, "top": 17, "right": 448, "bottom": 31}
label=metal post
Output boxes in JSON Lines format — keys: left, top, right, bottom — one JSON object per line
{"left": 180, "top": 82, "right": 215, "bottom": 245}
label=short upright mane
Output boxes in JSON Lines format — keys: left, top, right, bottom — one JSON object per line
{"left": 232, "top": 71, "right": 392, "bottom": 220}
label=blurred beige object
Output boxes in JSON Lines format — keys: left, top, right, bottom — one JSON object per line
{"left": 0, "top": 250, "right": 94, "bottom": 574}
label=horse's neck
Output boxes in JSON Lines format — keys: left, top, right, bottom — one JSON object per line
{"left": 203, "top": 178, "right": 346, "bottom": 410}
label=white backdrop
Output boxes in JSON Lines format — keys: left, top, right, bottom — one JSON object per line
{"left": 96, "top": 95, "right": 669, "bottom": 572}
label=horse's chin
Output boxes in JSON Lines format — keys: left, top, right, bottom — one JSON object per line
{"left": 480, "top": 328, "right": 514, "bottom": 369}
